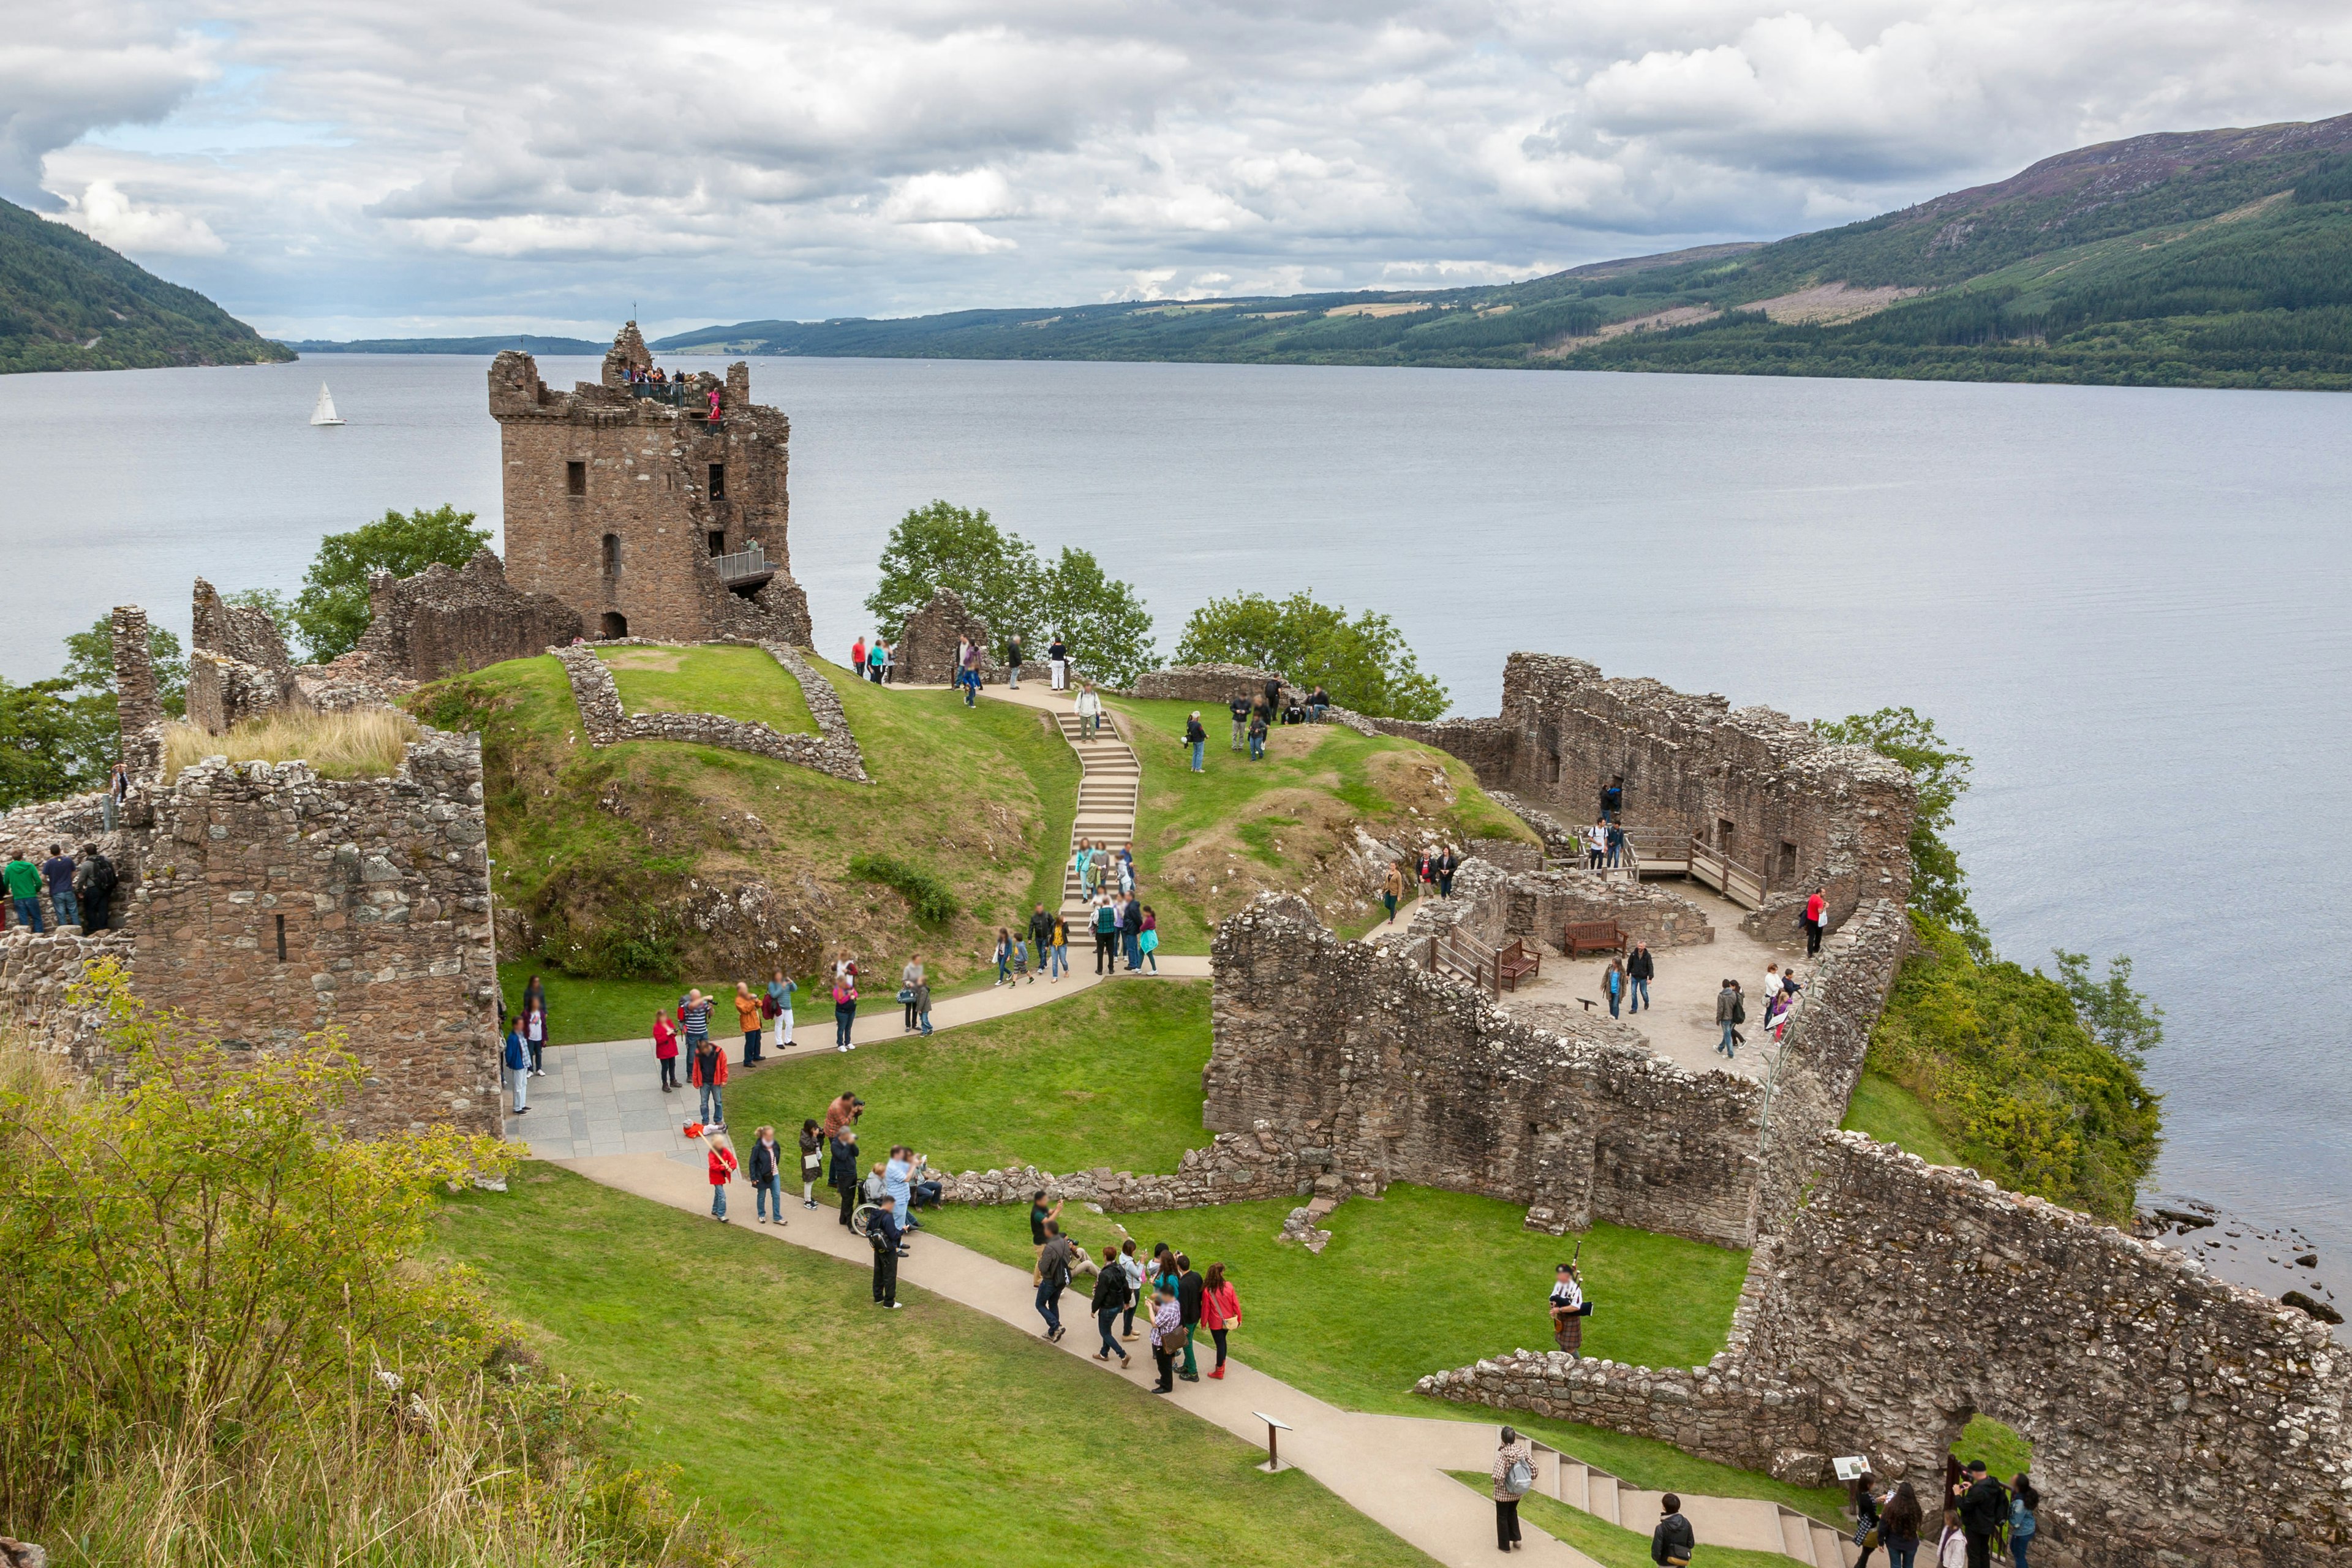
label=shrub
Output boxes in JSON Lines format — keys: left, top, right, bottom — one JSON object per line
{"left": 848, "top": 851, "right": 959, "bottom": 925}
{"left": 1174, "top": 590, "right": 1447, "bottom": 720}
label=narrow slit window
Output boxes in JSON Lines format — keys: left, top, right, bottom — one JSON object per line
{"left": 566, "top": 460, "right": 586, "bottom": 496}
{"left": 601, "top": 533, "right": 621, "bottom": 578}
{"left": 274, "top": 913, "right": 287, "bottom": 962}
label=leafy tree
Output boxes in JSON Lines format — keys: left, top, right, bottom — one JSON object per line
{"left": 61, "top": 614, "right": 185, "bottom": 717}
{"left": 1174, "top": 590, "right": 1448, "bottom": 720}
{"left": 294, "top": 504, "right": 489, "bottom": 661}
{"left": 0, "top": 678, "right": 85, "bottom": 811}
{"left": 862, "top": 500, "right": 1041, "bottom": 641}
{"left": 1035, "top": 546, "right": 1157, "bottom": 687}
{"left": 2050, "top": 949, "right": 2165, "bottom": 1068}
{"left": 1814, "top": 706, "right": 1986, "bottom": 959}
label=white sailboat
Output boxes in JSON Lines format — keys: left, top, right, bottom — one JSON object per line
{"left": 310, "top": 383, "right": 345, "bottom": 426}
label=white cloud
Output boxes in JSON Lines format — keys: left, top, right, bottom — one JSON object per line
{"left": 53, "top": 177, "right": 225, "bottom": 254}
{"left": 18, "top": 0, "right": 2352, "bottom": 333}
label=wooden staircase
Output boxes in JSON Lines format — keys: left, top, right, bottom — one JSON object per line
{"left": 1533, "top": 1446, "right": 1859, "bottom": 1566}
{"left": 1055, "top": 710, "right": 1141, "bottom": 919}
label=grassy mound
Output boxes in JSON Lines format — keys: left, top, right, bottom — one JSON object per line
{"left": 1104, "top": 697, "right": 1534, "bottom": 952}
{"left": 597, "top": 643, "right": 816, "bottom": 734}
{"left": 417, "top": 654, "right": 1075, "bottom": 997}
{"left": 435, "top": 1170, "right": 1434, "bottom": 1567}
{"left": 1839, "top": 1071, "right": 1959, "bottom": 1167}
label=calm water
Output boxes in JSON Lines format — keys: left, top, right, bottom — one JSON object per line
{"left": 4, "top": 354, "right": 2348, "bottom": 1301}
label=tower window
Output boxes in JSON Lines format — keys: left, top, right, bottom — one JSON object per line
{"left": 707, "top": 530, "right": 727, "bottom": 557}
{"left": 601, "top": 533, "right": 621, "bottom": 578}
{"left": 566, "top": 461, "right": 586, "bottom": 496}
{"left": 275, "top": 913, "right": 287, "bottom": 962}
{"left": 707, "top": 462, "right": 726, "bottom": 500}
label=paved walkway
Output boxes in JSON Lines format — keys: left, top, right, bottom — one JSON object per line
{"left": 562, "top": 1147, "right": 1608, "bottom": 1568}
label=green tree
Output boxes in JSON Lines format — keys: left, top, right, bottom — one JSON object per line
{"left": 294, "top": 504, "right": 489, "bottom": 661}
{"left": 61, "top": 613, "right": 186, "bottom": 717}
{"left": 2050, "top": 949, "right": 2165, "bottom": 1067}
{"left": 1174, "top": 590, "right": 1448, "bottom": 720}
{"left": 1814, "top": 706, "right": 1986, "bottom": 958}
{"left": 862, "top": 500, "right": 1041, "bottom": 641}
{"left": 1035, "top": 546, "right": 1158, "bottom": 687}
{"left": 0, "top": 678, "right": 85, "bottom": 810}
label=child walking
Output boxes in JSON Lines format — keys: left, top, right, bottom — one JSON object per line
{"left": 704, "top": 1128, "right": 737, "bottom": 1222}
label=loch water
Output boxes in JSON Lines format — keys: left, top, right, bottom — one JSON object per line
{"left": 3, "top": 352, "right": 2348, "bottom": 1309}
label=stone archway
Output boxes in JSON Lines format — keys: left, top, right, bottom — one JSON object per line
{"left": 600, "top": 611, "right": 628, "bottom": 639}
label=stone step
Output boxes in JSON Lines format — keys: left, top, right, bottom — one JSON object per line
{"left": 1588, "top": 1473, "right": 1619, "bottom": 1526}
{"left": 1810, "top": 1522, "right": 1852, "bottom": 1568}
{"left": 1559, "top": 1460, "right": 1589, "bottom": 1512}
{"left": 1778, "top": 1510, "right": 1821, "bottom": 1564}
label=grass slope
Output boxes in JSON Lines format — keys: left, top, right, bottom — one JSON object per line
{"left": 597, "top": 643, "right": 816, "bottom": 734}
{"left": 1839, "top": 1071, "right": 1961, "bottom": 1167}
{"left": 418, "top": 654, "right": 1074, "bottom": 1005}
{"left": 1105, "top": 699, "right": 1532, "bottom": 954}
{"left": 436, "top": 1170, "right": 1434, "bottom": 1567}
{"left": 0, "top": 196, "right": 293, "bottom": 374}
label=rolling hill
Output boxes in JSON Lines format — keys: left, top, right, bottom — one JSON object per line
{"left": 656, "top": 113, "right": 2352, "bottom": 391}
{"left": 0, "top": 196, "right": 292, "bottom": 374}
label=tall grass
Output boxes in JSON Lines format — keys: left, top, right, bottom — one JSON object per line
{"left": 163, "top": 707, "right": 419, "bottom": 780}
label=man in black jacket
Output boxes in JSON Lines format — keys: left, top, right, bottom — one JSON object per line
{"left": 1626, "top": 942, "right": 1655, "bottom": 1013}
{"left": 1027, "top": 903, "right": 1055, "bottom": 976}
{"left": 1436, "top": 848, "right": 1458, "bottom": 898}
{"left": 72, "top": 843, "right": 116, "bottom": 932}
{"left": 1175, "top": 1253, "right": 1204, "bottom": 1381}
{"left": 869, "top": 1196, "right": 902, "bottom": 1307}
{"left": 1957, "top": 1461, "right": 2008, "bottom": 1568}
{"left": 830, "top": 1128, "right": 861, "bottom": 1228}
{"left": 1088, "top": 1245, "right": 1132, "bottom": 1365}
{"left": 1650, "top": 1494, "right": 1695, "bottom": 1566}
{"left": 1121, "top": 894, "right": 1145, "bottom": 970}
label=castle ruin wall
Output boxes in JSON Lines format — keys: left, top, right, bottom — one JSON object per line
{"left": 358, "top": 549, "right": 584, "bottom": 682}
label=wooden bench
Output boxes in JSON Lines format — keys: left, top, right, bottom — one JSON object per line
{"left": 1496, "top": 938, "right": 1542, "bottom": 992}
{"left": 1562, "top": 920, "right": 1627, "bottom": 957}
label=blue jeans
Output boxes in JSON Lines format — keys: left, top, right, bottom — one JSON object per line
{"left": 2011, "top": 1537, "right": 2030, "bottom": 1568}
{"left": 1719, "top": 1020, "right": 1737, "bottom": 1056}
{"left": 1190, "top": 739, "right": 1204, "bottom": 771}
{"left": 1098, "top": 1306, "right": 1126, "bottom": 1358}
{"left": 11, "top": 897, "right": 42, "bottom": 933}
{"left": 1629, "top": 976, "right": 1649, "bottom": 1011}
{"left": 1036, "top": 1278, "right": 1064, "bottom": 1335}
{"left": 1248, "top": 731, "right": 1264, "bottom": 759}
{"left": 961, "top": 671, "right": 978, "bottom": 706}
{"left": 1608, "top": 987, "right": 1621, "bottom": 1018}
{"left": 711, "top": 1183, "right": 728, "bottom": 1219}
{"left": 1050, "top": 943, "right": 1068, "bottom": 977}
{"left": 50, "top": 887, "right": 78, "bottom": 929}
{"left": 835, "top": 1003, "right": 855, "bottom": 1046}
{"left": 698, "top": 1080, "right": 723, "bottom": 1125}
{"left": 756, "top": 1175, "right": 784, "bottom": 1220}
{"left": 1123, "top": 932, "right": 1140, "bottom": 970}
{"left": 1884, "top": 1544, "right": 1916, "bottom": 1568}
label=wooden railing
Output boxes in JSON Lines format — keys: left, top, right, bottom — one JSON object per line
{"left": 1687, "top": 835, "right": 1768, "bottom": 910}
{"left": 1424, "top": 927, "right": 1499, "bottom": 998}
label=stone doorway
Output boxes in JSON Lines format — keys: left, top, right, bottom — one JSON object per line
{"left": 600, "top": 611, "right": 628, "bottom": 638}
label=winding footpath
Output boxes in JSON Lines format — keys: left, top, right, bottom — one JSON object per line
{"left": 524, "top": 671, "right": 1853, "bottom": 1567}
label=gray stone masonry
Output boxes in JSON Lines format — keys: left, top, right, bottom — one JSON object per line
{"left": 1132, "top": 663, "right": 1297, "bottom": 707}
{"left": 358, "top": 549, "right": 584, "bottom": 683}
{"left": 111, "top": 606, "right": 164, "bottom": 782}
{"left": 552, "top": 639, "right": 867, "bottom": 782}
{"left": 938, "top": 1121, "right": 1332, "bottom": 1212}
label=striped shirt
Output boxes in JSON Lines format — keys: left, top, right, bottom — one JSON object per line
{"left": 680, "top": 1000, "right": 711, "bottom": 1037}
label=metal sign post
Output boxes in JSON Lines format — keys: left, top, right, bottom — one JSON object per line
{"left": 1254, "top": 1411, "right": 1294, "bottom": 1473}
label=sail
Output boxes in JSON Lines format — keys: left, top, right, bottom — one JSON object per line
{"left": 311, "top": 383, "right": 344, "bottom": 425}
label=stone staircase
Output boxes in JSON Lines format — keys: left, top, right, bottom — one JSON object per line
{"left": 1533, "top": 1446, "right": 1858, "bottom": 1567}
{"left": 1055, "top": 709, "right": 1142, "bottom": 919}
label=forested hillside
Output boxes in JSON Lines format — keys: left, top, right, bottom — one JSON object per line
{"left": 658, "top": 113, "right": 2352, "bottom": 391}
{"left": 0, "top": 197, "right": 292, "bottom": 374}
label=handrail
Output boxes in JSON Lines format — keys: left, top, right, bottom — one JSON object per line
{"left": 627, "top": 380, "right": 688, "bottom": 405}
{"left": 709, "top": 543, "right": 772, "bottom": 584}
{"left": 1425, "top": 926, "right": 1499, "bottom": 998}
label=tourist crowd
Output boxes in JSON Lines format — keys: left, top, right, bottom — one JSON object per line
{"left": 1, "top": 843, "right": 119, "bottom": 935}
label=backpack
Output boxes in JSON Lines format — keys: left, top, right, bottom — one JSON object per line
{"left": 1502, "top": 1456, "right": 1532, "bottom": 1498}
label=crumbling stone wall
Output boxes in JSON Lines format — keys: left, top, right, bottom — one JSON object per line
{"left": 895, "top": 589, "right": 990, "bottom": 685}
{"left": 490, "top": 326, "right": 811, "bottom": 646}
{"left": 188, "top": 577, "right": 298, "bottom": 734}
{"left": 1132, "top": 663, "right": 1294, "bottom": 706}
{"left": 125, "top": 733, "right": 500, "bottom": 1138}
{"left": 1209, "top": 894, "right": 1766, "bottom": 1246}
{"left": 940, "top": 1123, "right": 1328, "bottom": 1213}
{"left": 0, "top": 929, "right": 137, "bottom": 1077}
{"left": 358, "top": 549, "right": 584, "bottom": 682}
{"left": 552, "top": 639, "right": 867, "bottom": 782}
{"left": 1376, "top": 655, "right": 1916, "bottom": 941}
{"left": 112, "top": 606, "right": 165, "bottom": 781}
{"left": 1499, "top": 869, "right": 1717, "bottom": 950}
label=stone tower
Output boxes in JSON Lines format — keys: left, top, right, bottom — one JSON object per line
{"left": 488, "top": 323, "right": 813, "bottom": 645}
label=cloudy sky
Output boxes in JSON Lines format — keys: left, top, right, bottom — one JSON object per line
{"left": 12, "top": 1, "right": 2352, "bottom": 339}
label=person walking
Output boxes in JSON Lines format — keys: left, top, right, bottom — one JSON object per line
{"left": 1048, "top": 909, "right": 1070, "bottom": 981}
{"left": 71, "top": 843, "right": 116, "bottom": 932}
{"left": 1384, "top": 860, "right": 1404, "bottom": 924}
{"left": 522, "top": 987, "right": 548, "bottom": 1076}
{"left": 1627, "top": 941, "right": 1654, "bottom": 1012}
{"left": 1175, "top": 1253, "right": 1204, "bottom": 1381}
{"left": 1880, "top": 1481, "right": 1924, "bottom": 1568}
{"left": 689, "top": 1025, "right": 728, "bottom": 1126}
{"left": 832, "top": 971, "right": 858, "bottom": 1052}
{"left": 1004, "top": 632, "right": 1023, "bottom": 689}
{"left": 1091, "top": 895, "right": 1118, "bottom": 975}
{"left": 1246, "top": 706, "right": 1268, "bottom": 761}
{"left": 1121, "top": 894, "right": 1144, "bottom": 972}
{"left": 1716, "top": 979, "right": 1743, "bottom": 1058}
{"left": 734, "top": 981, "right": 764, "bottom": 1065}
{"left": 798, "top": 1118, "right": 824, "bottom": 1209}
{"left": 1118, "top": 1238, "right": 1145, "bottom": 1339}
{"left": 1493, "top": 1426, "right": 1535, "bottom": 1551}
{"left": 1048, "top": 632, "right": 1068, "bottom": 692}
{"left": 851, "top": 635, "right": 867, "bottom": 676}
{"left": 1035, "top": 1219, "right": 1075, "bottom": 1341}
{"left": 1184, "top": 710, "right": 1207, "bottom": 772}
{"left": 39, "top": 846, "right": 77, "bottom": 930}
{"left": 1229, "top": 690, "right": 1251, "bottom": 750}
{"left": 652, "top": 1009, "right": 680, "bottom": 1091}
{"left": 1146, "top": 1283, "right": 1182, "bottom": 1393}
{"left": 1200, "top": 1262, "right": 1240, "bottom": 1378}
{"left": 1076, "top": 681, "right": 1102, "bottom": 739}
{"left": 1548, "top": 1261, "right": 1588, "bottom": 1357}
{"left": 869, "top": 1195, "right": 903, "bottom": 1307}
{"left": 1027, "top": 903, "right": 1054, "bottom": 981}
{"left": 1091, "top": 1245, "right": 1133, "bottom": 1366}
{"left": 1138, "top": 905, "right": 1159, "bottom": 973}
{"left": 993, "top": 927, "right": 1014, "bottom": 987}
{"left": 902, "top": 956, "right": 926, "bottom": 1027}
{"left": 767, "top": 969, "right": 796, "bottom": 1049}
{"left": 503, "top": 1017, "right": 529, "bottom": 1116}
{"left": 1436, "top": 848, "right": 1458, "bottom": 898}
{"left": 959, "top": 636, "right": 982, "bottom": 707}
{"left": 1651, "top": 1493, "right": 1695, "bottom": 1566}
{"left": 868, "top": 638, "right": 890, "bottom": 684}
{"left": 1605, "top": 957, "right": 1626, "bottom": 1019}
{"left": 704, "top": 1129, "right": 737, "bottom": 1223}
{"left": 748, "top": 1125, "right": 788, "bottom": 1224}
{"left": 1804, "top": 886, "right": 1828, "bottom": 956}
{"left": 2007, "top": 1475, "right": 2038, "bottom": 1568}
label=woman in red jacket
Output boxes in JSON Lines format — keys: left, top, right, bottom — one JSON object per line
{"left": 652, "top": 1009, "right": 680, "bottom": 1093}
{"left": 705, "top": 1129, "right": 738, "bottom": 1223}
{"left": 1200, "top": 1261, "right": 1242, "bottom": 1379}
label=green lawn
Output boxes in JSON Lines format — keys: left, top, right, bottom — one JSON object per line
{"left": 435, "top": 1170, "right": 1433, "bottom": 1567}
{"left": 924, "top": 1185, "right": 1747, "bottom": 1411}
{"left": 1104, "top": 696, "right": 1534, "bottom": 955}
{"left": 725, "top": 978, "right": 1212, "bottom": 1172}
{"left": 1841, "top": 1070, "right": 1961, "bottom": 1166}
{"left": 597, "top": 641, "right": 817, "bottom": 733}
{"left": 1450, "top": 1477, "right": 1807, "bottom": 1568}
{"left": 498, "top": 964, "right": 688, "bottom": 1047}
